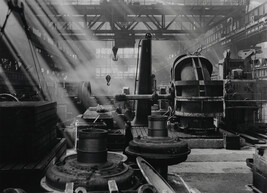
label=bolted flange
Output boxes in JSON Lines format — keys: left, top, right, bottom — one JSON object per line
{"left": 44, "top": 153, "right": 136, "bottom": 191}
{"left": 42, "top": 129, "right": 139, "bottom": 192}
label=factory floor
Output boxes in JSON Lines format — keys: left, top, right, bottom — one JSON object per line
{"left": 168, "top": 146, "right": 255, "bottom": 193}
{"left": 65, "top": 127, "right": 255, "bottom": 193}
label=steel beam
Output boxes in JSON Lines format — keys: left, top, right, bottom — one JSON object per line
{"left": 31, "top": 1, "right": 246, "bottom": 41}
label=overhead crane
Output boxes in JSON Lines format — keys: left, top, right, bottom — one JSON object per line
{"left": 31, "top": 0, "right": 248, "bottom": 43}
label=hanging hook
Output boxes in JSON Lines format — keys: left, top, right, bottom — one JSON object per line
{"left": 106, "top": 74, "right": 111, "bottom": 86}
{"left": 112, "top": 46, "right": 118, "bottom": 61}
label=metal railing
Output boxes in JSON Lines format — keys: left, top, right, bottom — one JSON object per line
{"left": 202, "top": 1, "right": 267, "bottom": 49}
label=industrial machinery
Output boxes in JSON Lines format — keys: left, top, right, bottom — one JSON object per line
{"left": 76, "top": 106, "right": 126, "bottom": 151}
{"left": 115, "top": 34, "right": 224, "bottom": 133}
{"left": 125, "top": 115, "right": 190, "bottom": 179}
{"left": 247, "top": 145, "right": 267, "bottom": 193}
{"left": 132, "top": 33, "right": 153, "bottom": 126}
{"left": 42, "top": 127, "right": 192, "bottom": 193}
{"left": 220, "top": 51, "right": 267, "bottom": 132}
{"left": 111, "top": 34, "right": 226, "bottom": 186}
{"left": 42, "top": 128, "right": 140, "bottom": 192}
{"left": 38, "top": 33, "right": 226, "bottom": 192}
{"left": 170, "top": 54, "right": 224, "bottom": 132}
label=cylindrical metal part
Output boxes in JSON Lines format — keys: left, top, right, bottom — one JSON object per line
{"left": 132, "top": 33, "right": 152, "bottom": 126}
{"left": 118, "top": 94, "right": 171, "bottom": 100}
{"left": 148, "top": 115, "right": 168, "bottom": 137}
{"left": 77, "top": 129, "right": 108, "bottom": 163}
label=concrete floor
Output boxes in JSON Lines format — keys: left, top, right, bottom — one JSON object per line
{"left": 168, "top": 146, "right": 255, "bottom": 193}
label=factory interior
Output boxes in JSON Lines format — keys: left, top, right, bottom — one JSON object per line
{"left": 1, "top": 0, "right": 267, "bottom": 192}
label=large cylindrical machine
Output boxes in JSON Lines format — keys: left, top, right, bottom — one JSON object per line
{"left": 42, "top": 129, "right": 139, "bottom": 192}
{"left": 132, "top": 33, "right": 152, "bottom": 126}
{"left": 125, "top": 115, "right": 190, "bottom": 179}
{"left": 171, "top": 55, "right": 224, "bottom": 132}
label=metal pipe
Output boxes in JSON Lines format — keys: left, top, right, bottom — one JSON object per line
{"left": 114, "top": 94, "right": 172, "bottom": 101}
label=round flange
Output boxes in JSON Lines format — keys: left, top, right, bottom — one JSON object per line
{"left": 125, "top": 137, "right": 190, "bottom": 165}
{"left": 43, "top": 152, "right": 136, "bottom": 192}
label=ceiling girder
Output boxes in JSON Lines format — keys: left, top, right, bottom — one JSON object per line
{"left": 33, "top": 1, "right": 247, "bottom": 41}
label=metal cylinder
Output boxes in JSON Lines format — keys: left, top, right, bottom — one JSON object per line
{"left": 148, "top": 115, "right": 168, "bottom": 137}
{"left": 77, "top": 129, "right": 108, "bottom": 163}
{"left": 43, "top": 130, "right": 140, "bottom": 192}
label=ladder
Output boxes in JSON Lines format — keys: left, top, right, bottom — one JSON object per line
{"left": 192, "top": 57, "right": 207, "bottom": 96}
